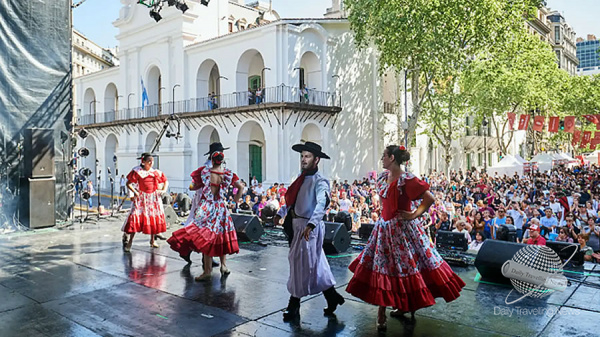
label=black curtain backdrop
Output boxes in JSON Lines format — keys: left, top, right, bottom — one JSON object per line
{"left": 0, "top": 0, "right": 72, "bottom": 226}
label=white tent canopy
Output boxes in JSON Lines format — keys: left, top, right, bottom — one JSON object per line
{"left": 585, "top": 150, "right": 600, "bottom": 165}
{"left": 488, "top": 154, "right": 524, "bottom": 176}
{"left": 530, "top": 153, "right": 555, "bottom": 172}
{"left": 514, "top": 154, "right": 527, "bottom": 164}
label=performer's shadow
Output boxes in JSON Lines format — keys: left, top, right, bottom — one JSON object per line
{"left": 286, "top": 315, "right": 346, "bottom": 336}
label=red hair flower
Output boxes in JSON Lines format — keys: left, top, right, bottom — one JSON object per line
{"left": 399, "top": 145, "right": 406, "bottom": 151}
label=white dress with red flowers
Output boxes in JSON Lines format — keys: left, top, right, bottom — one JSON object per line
{"left": 168, "top": 166, "right": 239, "bottom": 257}
{"left": 122, "top": 166, "right": 167, "bottom": 235}
{"left": 346, "top": 171, "right": 465, "bottom": 311}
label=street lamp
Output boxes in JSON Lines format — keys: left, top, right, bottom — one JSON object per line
{"left": 482, "top": 118, "right": 488, "bottom": 172}
{"left": 89, "top": 100, "right": 98, "bottom": 124}
{"left": 172, "top": 84, "right": 180, "bottom": 114}
{"left": 261, "top": 67, "right": 271, "bottom": 88}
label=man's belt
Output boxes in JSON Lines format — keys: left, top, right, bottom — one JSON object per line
{"left": 290, "top": 208, "right": 310, "bottom": 220}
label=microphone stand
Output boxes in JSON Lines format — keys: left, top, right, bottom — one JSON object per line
{"left": 109, "top": 168, "right": 115, "bottom": 217}
{"left": 96, "top": 159, "right": 101, "bottom": 220}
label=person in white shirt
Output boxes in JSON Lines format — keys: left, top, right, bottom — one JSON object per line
{"left": 254, "top": 183, "right": 264, "bottom": 196}
{"left": 338, "top": 192, "right": 352, "bottom": 212}
{"left": 119, "top": 174, "right": 127, "bottom": 196}
{"left": 452, "top": 220, "right": 472, "bottom": 243}
{"left": 251, "top": 176, "right": 258, "bottom": 188}
{"left": 469, "top": 231, "right": 485, "bottom": 252}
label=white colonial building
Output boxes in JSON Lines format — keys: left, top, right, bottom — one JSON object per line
{"left": 74, "top": 0, "right": 395, "bottom": 193}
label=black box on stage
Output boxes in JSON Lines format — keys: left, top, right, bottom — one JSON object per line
{"left": 23, "top": 128, "right": 55, "bottom": 178}
{"left": 546, "top": 241, "right": 583, "bottom": 266}
{"left": 436, "top": 230, "right": 468, "bottom": 251}
{"left": 359, "top": 223, "right": 375, "bottom": 240}
{"left": 323, "top": 221, "right": 351, "bottom": 254}
{"left": 21, "top": 177, "right": 56, "bottom": 229}
{"left": 231, "top": 213, "right": 264, "bottom": 242}
{"left": 474, "top": 240, "right": 527, "bottom": 284}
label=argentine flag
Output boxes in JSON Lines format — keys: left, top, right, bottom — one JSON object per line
{"left": 141, "top": 78, "right": 150, "bottom": 110}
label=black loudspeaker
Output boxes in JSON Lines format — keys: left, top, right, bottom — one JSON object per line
{"left": 22, "top": 177, "right": 56, "bottom": 229}
{"left": 496, "top": 225, "right": 517, "bottom": 242}
{"left": 164, "top": 205, "right": 177, "bottom": 228}
{"left": 323, "top": 222, "right": 351, "bottom": 254}
{"left": 231, "top": 213, "right": 264, "bottom": 242}
{"left": 546, "top": 241, "right": 583, "bottom": 266}
{"left": 359, "top": 223, "right": 375, "bottom": 240}
{"left": 24, "top": 128, "right": 55, "bottom": 178}
{"left": 436, "top": 230, "right": 468, "bottom": 251}
{"left": 260, "top": 204, "right": 278, "bottom": 223}
{"left": 474, "top": 240, "right": 527, "bottom": 284}
{"left": 334, "top": 211, "right": 352, "bottom": 232}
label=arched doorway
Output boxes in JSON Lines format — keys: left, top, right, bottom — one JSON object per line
{"left": 147, "top": 66, "right": 162, "bottom": 115}
{"left": 236, "top": 49, "right": 265, "bottom": 105}
{"left": 145, "top": 131, "right": 160, "bottom": 152}
{"left": 237, "top": 121, "right": 266, "bottom": 182}
{"left": 197, "top": 126, "right": 220, "bottom": 167}
{"left": 301, "top": 123, "right": 322, "bottom": 144}
{"left": 299, "top": 52, "right": 322, "bottom": 104}
{"left": 104, "top": 83, "right": 118, "bottom": 122}
{"left": 105, "top": 134, "right": 118, "bottom": 189}
{"left": 196, "top": 60, "right": 221, "bottom": 110}
{"left": 82, "top": 136, "right": 97, "bottom": 187}
{"left": 83, "top": 88, "right": 96, "bottom": 124}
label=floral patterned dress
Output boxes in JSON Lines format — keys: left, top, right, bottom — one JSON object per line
{"left": 122, "top": 166, "right": 167, "bottom": 235}
{"left": 167, "top": 166, "right": 239, "bottom": 257}
{"left": 346, "top": 171, "right": 465, "bottom": 311}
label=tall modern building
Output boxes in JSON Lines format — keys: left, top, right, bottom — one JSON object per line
{"left": 547, "top": 10, "right": 579, "bottom": 75}
{"left": 576, "top": 34, "right": 600, "bottom": 76}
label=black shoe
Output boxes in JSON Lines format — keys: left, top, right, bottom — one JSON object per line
{"left": 155, "top": 234, "right": 167, "bottom": 240}
{"left": 181, "top": 253, "right": 192, "bottom": 264}
{"left": 323, "top": 287, "right": 345, "bottom": 316}
{"left": 212, "top": 259, "right": 220, "bottom": 267}
{"left": 283, "top": 296, "right": 300, "bottom": 321}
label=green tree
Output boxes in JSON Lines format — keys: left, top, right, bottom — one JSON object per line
{"left": 344, "top": 0, "right": 544, "bottom": 145}
{"left": 461, "top": 32, "right": 563, "bottom": 156}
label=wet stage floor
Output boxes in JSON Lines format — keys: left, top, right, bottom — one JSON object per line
{"left": 1, "top": 218, "right": 600, "bottom": 336}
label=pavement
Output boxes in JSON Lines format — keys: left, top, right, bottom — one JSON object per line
{"left": 1, "top": 215, "right": 600, "bottom": 336}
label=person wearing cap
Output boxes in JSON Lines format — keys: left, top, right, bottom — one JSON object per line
{"left": 167, "top": 142, "right": 244, "bottom": 281}
{"left": 122, "top": 152, "right": 168, "bottom": 252}
{"left": 526, "top": 223, "right": 546, "bottom": 246}
{"left": 346, "top": 145, "right": 465, "bottom": 331}
{"left": 272, "top": 141, "right": 344, "bottom": 321}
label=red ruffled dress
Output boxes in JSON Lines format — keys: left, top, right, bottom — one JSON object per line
{"left": 167, "top": 166, "right": 240, "bottom": 257}
{"left": 346, "top": 171, "right": 465, "bottom": 311}
{"left": 122, "top": 166, "right": 167, "bottom": 235}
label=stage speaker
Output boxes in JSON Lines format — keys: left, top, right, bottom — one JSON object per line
{"left": 546, "top": 241, "right": 583, "bottom": 266}
{"left": 323, "top": 222, "right": 351, "bottom": 254}
{"left": 164, "top": 205, "right": 177, "bottom": 228}
{"left": 496, "top": 224, "right": 517, "bottom": 242}
{"left": 334, "top": 211, "right": 352, "bottom": 232}
{"left": 22, "top": 177, "right": 56, "bottom": 229}
{"left": 474, "top": 240, "right": 527, "bottom": 284}
{"left": 231, "top": 213, "right": 264, "bottom": 242}
{"left": 162, "top": 194, "right": 173, "bottom": 205}
{"left": 359, "top": 223, "right": 375, "bottom": 240}
{"left": 24, "top": 128, "right": 55, "bottom": 178}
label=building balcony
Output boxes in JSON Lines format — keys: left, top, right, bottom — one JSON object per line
{"left": 77, "top": 85, "right": 342, "bottom": 127}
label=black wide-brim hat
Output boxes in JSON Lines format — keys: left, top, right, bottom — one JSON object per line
{"left": 137, "top": 152, "right": 153, "bottom": 160}
{"left": 292, "top": 141, "right": 330, "bottom": 159}
{"left": 204, "top": 142, "right": 230, "bottom": 156}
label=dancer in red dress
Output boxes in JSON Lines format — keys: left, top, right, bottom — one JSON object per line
{"left": 167, "top": 142, "right": 243, "bottom": 281}
{"left": 346, "top": 145, "right": 465, "bottom": 331}
{"left": 122, "top": 153, "right": 168, "bottom": 252}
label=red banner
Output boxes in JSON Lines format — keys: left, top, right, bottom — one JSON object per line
{"left": 548, "top": 116, "right": 560, "bottom": 133}
{"left": 507, "top": 112, "right": 516, "bottom": 130}
{"left": 591, "top": 143, "right": 598, "bottom": 151}
{"left": 597, "top": 123, "right": 600, "bottom": 131}
{"left": 583, "top": 115, "right": 599, "bottom": 124}
{"left": 518, "top": 114, "right": 530, "bottom": 130}
{"left": 564, "top": 116, "right": 576, "bottom": 133}
{"left": 572, "top": 130, "right": 582, "bottom": 146}
{"left": 582, "top": 131, "right": 592, "bottom": 146}
{"left": 533, "top": 116, "right": 545, "bottom": 132}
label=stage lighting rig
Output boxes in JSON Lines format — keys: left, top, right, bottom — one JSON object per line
{"left": 137, "top": 0, "right": 193, "bottom": 22}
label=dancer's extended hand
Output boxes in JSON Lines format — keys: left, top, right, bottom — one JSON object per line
{"left": 399, "top": 210, "right": 417, "bottom": 220}
{"left": 303, "top": 226, "right": 313, "bottom": 241}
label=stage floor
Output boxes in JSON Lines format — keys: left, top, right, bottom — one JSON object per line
{"left": 1, "top": 218, "right": 599, "bottom": 337}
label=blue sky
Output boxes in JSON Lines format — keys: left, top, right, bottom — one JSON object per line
{"left": 73, "top": 0, "right": 599, "bottom": 49}
{"left": 72, "top": 0, "right": 331, "bottom": 48}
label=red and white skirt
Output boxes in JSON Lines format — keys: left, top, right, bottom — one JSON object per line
{"left": 122, "top": 191, "right": 166, "bottom": 235}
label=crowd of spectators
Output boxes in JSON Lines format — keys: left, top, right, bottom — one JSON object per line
{"left": 225, "top": 164, "right": 600, "bottom": 263}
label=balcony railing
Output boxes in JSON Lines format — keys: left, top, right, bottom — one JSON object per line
{"left": 77, "top": 85, "right": 341, "bottom": 126}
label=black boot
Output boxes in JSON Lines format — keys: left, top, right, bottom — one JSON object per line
{"left": 323, "top": 287, "right": 345, "bottom": 316}
{"left": 283, "top": 296, "right": 301, "bottom": 321}
{"left": 202, "top": 257, "right": 220, "bottom": 269}
{"left": 180, "top": 252, "right": 192, "bottom": 264}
